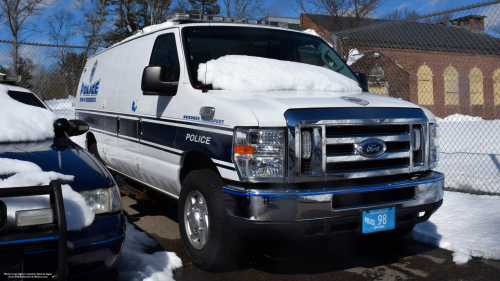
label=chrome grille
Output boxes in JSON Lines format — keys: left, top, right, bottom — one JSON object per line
{"left": 285, "top": 108, "right": 430, "bottom": 183}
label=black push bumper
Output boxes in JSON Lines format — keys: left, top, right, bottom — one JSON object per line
{"left": 229, "top": 200, "right": 443, "bottom": 241}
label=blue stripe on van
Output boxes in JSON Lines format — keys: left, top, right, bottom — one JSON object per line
{"left": 79, "top": 110, "right": 233, "bottom": 163}
{"left": 175, "top": 127, "right": 233, "bottom": 163}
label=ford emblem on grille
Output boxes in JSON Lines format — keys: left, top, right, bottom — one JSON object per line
{"left": 356, "top": 139, "right": 387, "bottom": 157}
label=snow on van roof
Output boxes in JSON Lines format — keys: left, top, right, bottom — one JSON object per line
{"left": 0, "top": 158, "right": 94, "bottom": 231}
{"left": 197, "top": 55, "right": 361, "bottom": 93}
{"left": 0, "top": 84, "right": 56, "bottom": 142}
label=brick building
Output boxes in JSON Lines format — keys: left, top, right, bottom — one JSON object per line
{"left": 300, "top": 14, "right": 500, "bottom": 119}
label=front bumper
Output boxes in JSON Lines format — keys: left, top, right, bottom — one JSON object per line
{"left": 223, "top": 171, "right": 444, "bottom": 240}
{"left": 0, "top": 212, "right": 125, "bottom": 278}
{"left": 230, "top": 200, "right": 442, "bottom": 241}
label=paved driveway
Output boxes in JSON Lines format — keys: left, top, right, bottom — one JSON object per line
{"left": 119, "top": 188, "right": 500, "bottom": 281}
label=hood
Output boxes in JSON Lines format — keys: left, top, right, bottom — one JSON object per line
{"left": 207, "top": 90, "right": 425, "bottom": 127}
{"left": 0, "top": 139, "right": 114, "bottom": 191}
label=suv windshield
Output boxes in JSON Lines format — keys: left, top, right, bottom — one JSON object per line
{"left": 8, "top": 91, "right": 47, "bottom": 109}
{"left": 182, "top": 26, "right": 360, "bottom": 89}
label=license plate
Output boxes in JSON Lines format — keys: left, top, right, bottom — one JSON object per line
{"left": 362, "top": 207, "right": 395, "bottom": 234}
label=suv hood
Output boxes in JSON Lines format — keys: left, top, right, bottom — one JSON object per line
{"left": 208, "top": 90, "right": 425, "bottom": 127}
{"left": 0, "top": 139, "right": 114, "bottom": 191}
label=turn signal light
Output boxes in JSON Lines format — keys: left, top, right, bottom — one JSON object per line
{"left": 235, "top": 145, "right": 253, "bottom": 155}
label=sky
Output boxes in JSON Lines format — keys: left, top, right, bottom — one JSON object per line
{"left": 0, "top": 0, "right": 494, "bottom": 44}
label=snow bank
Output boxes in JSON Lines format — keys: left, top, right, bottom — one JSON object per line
{"left": 0, "top": 158, "right": 94, "bottom": 231}
{"left": 45, "top": 96, "right": 75, "bottom": 119}
{"left": 116, "top": 221, "right": 183, "bottom": 281}
{"left": 0, "top": 84, "right": 56, "bottom": 142}
{"left": 435, "top": 114, "right": 500, "bottom": 193}
{"left": 408, "top": 191, "right": 500, "bottom": 265}
{"left": 437, "top": 114, "right": 483, "bottom": 122}
{"left": 198, "top": 55, "right": 361, "bottom": 92}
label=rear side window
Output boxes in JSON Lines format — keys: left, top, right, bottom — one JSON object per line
{"left": 7, "top": 91, "right": 47, "bottom": 109}
{"left": 149, "top": 34, "right": 180, "bottom": 82}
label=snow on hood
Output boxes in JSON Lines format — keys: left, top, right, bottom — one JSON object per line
{"left": 0, "top": 84, "right": 56, "bottom": 142}
{"left": 198, "top": 55, "right": 361, "bottom": 93}
{"left": 0, "top": 158, "right": 94, "bottom": 231}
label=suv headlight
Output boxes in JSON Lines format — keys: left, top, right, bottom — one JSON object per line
{"left": 234, "top": 128, "right": 285, "bottom": 182}
{"left": 79, "top": 185, "right": 122, "bottom": 214}
{"left": 429, "top": 124, "right": 439, "bottom": 169}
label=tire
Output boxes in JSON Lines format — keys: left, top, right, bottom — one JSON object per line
{"left": 178, "top": 169, "right": 243, "bottom": 271}
{"left": 89, "top": 141, "right": 104, "bottom": 164}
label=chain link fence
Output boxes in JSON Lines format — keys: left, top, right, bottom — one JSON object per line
{"left": 0, "top": 40, "right": 98, "bottom": 119}
{"left": 319, "top": 0, "right": 500, "bottom": 195}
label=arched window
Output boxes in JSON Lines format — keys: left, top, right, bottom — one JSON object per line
{"left": 444, "top": 66, "right": 459, "bottom": 105}
{"left": 369, "top": 65, "right": 384, "bottom": 77}
{"left": 470, "top": 67, "right": 484, "bottom": 105}
{"left": 417, "top": 65, "right": 434, "bottom": 105}
{"left": 493, "top": 69, "right": 500, "bottom": 105}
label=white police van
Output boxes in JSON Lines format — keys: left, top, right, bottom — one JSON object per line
{"left": 75, "top": 14, "right": 444, "bottom": 271}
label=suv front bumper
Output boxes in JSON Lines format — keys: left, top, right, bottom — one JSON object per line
{"left": 222, "top": 171, "right": 444, "bottom": 241}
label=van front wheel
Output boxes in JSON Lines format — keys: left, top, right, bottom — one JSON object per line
{"left": 178, "top": 169, "right": 242, "bottom": 271}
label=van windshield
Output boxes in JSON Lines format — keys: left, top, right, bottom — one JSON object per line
{"left": 181, "top": 26, "right": 360, "bottom": 88}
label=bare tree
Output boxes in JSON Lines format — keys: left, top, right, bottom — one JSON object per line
{"left": 382, "top": 6, "right": 419, "bottom": 21}
{"left": 146, "top": 0, "right": 172, "bottom": 24}
{"left": 0, "top": 0, "right": 57, "bottom": 73}
{"left": 45, "top": 8, "right": 78, "bottom": 97}
{"left": 222, "top": 0, "right": 264, "bottom": 19}
{"left": 75, "top": 0, "right": 113, "bottom": 52}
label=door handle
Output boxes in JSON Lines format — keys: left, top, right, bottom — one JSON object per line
{"left": 117, "top": 117, "right": 120, "bottom": 133}
{"left": 138, "top": 118, "right": 143, "bottom": 136}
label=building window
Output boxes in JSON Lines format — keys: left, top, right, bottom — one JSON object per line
{"left": 444, "top": 66, "right": 459, "bottom": 105}
{"left": 369, "top": 84, "right": 386, "bottom": 95}
{"left": 417, "top": 65, "right": 434, "bottom": 105}
{"left": 369, "top": 65, "right": 384, "bottom": 77}
{"left": 493, "top": 69, "right": 500, "bottom": 105}
{"left": 469, "top": 67, "right": 484, "bottom": 105}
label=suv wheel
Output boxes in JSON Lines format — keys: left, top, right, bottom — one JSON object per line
{"left": 178, "top": 169, "right": 242, "bottom": 271}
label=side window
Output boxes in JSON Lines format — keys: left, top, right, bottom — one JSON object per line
{"left": 150, "top": 34, "right": 180, "bottom": 82}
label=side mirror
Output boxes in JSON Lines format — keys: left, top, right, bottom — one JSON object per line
{"left": 54, "top": 118, "right": 89, "bottom": 138}
{"left": 141, "top": 66, "right": 178, "bottom": 96}
{"left": 354, "top": 72, "right": 369, "bottom": 92}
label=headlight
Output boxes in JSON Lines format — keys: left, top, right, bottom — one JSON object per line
{"left": 429, "top": 124, "right": 439, "bottom": 169}
{"left": 234, "top": 128, "right": 285, "bottom": 182}
{"left": 79, "top": 185, "right": 122, "bottom": 214}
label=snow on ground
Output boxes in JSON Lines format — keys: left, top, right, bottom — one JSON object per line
{"left": 435, "top": 114, "right": 500, "bottom": 193}
{"left": 408, "top": 191, "right": 500, "bottom": 265}
{"left": 0, "top": 84, "right": 56, "bottom": 142}
{"left": 198, "top": 55, "right": 361, "bottom": 93}
{"left": 0, "top": 158, "right": 94, "bottom": 231}
{"left": 44, "top": 96, "right": 76, "bottom": 119}
{"left": 116, "top": 221, "right": 183, "bottom": 281}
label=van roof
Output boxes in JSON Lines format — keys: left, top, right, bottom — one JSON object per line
{"left": 88, "top": 15, "right": 306, "bottom": 60}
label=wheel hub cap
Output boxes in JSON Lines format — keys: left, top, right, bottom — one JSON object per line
{"left": 184, "top": 191, "right": 209, "bottom": 250}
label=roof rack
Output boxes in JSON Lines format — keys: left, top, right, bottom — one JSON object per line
{"left": 166, "top": 13, "right": 288, "bottom": 28}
